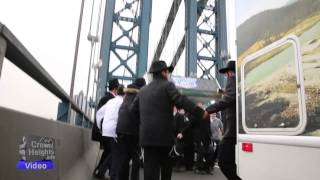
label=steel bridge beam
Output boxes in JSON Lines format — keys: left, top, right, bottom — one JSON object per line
{"left": 195, "top": 0, "right": 217, "bottom": 79}
{"left": 170, "top": 0, "right": 208, "bottom": 68}
{"left": 138, "top": 0, "right": 152, "bottom": 76}
{"left": 97, "top": 0, "right": 152, "bottom": 102}
{"left": 215, "top": 0, "right": 228, "bottom": 86}
{"left": 170, "top": 35, "right": 185, "bottom": 68}
{"left": 151, "top": 0, "right": 183, "bottom": 63}
{"left": 185, "top": 0, "right": 198, "bottom": 77}
{"left": 170, "top": 0, "right": 228, "bottom": 86}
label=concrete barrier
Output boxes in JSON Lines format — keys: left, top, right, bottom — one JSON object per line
{"left": 0, "top": 107, "right": 100, "bottom": 180}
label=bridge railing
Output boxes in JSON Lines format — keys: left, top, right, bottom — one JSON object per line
{"left": 0, "top": 22, "right": 92, "bottom": 128}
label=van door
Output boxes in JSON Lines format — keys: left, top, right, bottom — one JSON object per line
{"left": 235, "top": 1, "right": 320, "bottom": 179}
{"left": 237, "top": 35, "right": 320, "bottom": 180}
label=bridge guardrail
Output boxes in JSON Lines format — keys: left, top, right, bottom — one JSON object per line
{"left": 0, "top": 22, "right": 92, "bottom": 128}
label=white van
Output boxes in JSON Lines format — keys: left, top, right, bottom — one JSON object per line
{"left": 235, "top": 0, "right": 320, "bottom": 179}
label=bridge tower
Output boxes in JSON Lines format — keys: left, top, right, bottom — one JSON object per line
{"left": 96, "top": 0, "right": 152, "bottom": 101}
{"left": 185, "top": 0, "right": 229, "bottom": 86}
{"left": 151, "top": 0, "right": 230, "bottom": 87}
{"left": 97, "top": 0, "right": 229, "bottom": 102}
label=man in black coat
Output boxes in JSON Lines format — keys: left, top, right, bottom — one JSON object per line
{"left": 175, "top": 111, "right": 195, "bottom": 171}
{"left": 130, "top": 61, "right": 209, "bottom": 180}
{"left": 190, "top": 111, "right": 212, "bottom": 174}
{"left": 172, "top": 109, "right": 188, "bottom": 171}
{"left": 205, "top": 61, "right": 241, "bottom": 180}
{"left": 92, "top": 78, "right": 119, "bottom": 178}
{"left": 97, "top": 79, "right": 120, "bottom": 110}
{"left": 93, "top": 79, "right": 120, "bottom": 142}
{"left": 115, "top": 78, "right": 146, "bottom": 180}
{"left": 178, "top": 110, "right": 211, "bottom": 174}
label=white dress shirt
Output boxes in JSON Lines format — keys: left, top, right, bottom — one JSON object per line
{"left": 96, "top": 96, "right": 123, "bottom": 138}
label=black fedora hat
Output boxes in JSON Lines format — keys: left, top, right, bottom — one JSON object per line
{"left": 219, "top": 61, "right": 235, "bottom": 74}
{"left": 106, "top": 78, "right": 119, "bottom": 90}
{"left": 133, "top": 77, "right": 146, "bottom": 89}
{"left": 149, "top": 60, "right": 174, "bottom": 73}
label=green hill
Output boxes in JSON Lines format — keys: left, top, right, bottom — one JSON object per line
{"left": 237, "top": 0, "right": 320, "bottom": 55}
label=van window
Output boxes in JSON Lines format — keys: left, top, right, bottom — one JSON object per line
{"left": 241, "top": 36, "right": 306, "bottom": 134}
{"left": 300, "top": 34, "right": 320, "bottom": 137}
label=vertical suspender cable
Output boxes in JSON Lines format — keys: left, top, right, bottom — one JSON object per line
{"left": 68, "top": 0, "right": 86, "bottom": 123}
{"left": 84, "top": 0, "right": 96, "bottom": 116}
{"left": 91, "top": 0, "right": 103, "bottom": 110}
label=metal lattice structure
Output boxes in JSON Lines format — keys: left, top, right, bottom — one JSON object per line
{"left": 97, "top": 0, "right": 229, "bottom": 102}
{"left": 151, "top": 0, "right": 182, "bottom": 63}
{"left": 185, "top": 0, "right": 227, "bottom": 84}
{"left": 97, "top": 0, "right": 151, "bottom": 100}
{"left": 196, "top": 0, "right": 217, "bottom": 79}
{"left": 162, "top": 0, "right": 228, "bottom": 86}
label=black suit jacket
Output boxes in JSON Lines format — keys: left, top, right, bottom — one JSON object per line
{"left": 206, "top": 76, "right": 236, "bottom": 138}
{"left": 130, "top": 77, "right": 204, "bottom": 147}
{"left": 97, "top": 92, "right": 115, "bottom": 110}
{"left": 116, "top": 88, "right": 140, "bottom": 136}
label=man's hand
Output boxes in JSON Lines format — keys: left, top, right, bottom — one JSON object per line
{"left": 177, "top": 133, "right": 183, "bottom": 139}
{"left": 202, "top": 110, "right": 209, "bottom": 120}
{"left": 218, "top": 88, "right": 225, "bottom": 95}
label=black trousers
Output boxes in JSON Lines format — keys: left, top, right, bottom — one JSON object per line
{"left": 194, "top": 141, "right": 210, "bottom": 171}
{"left": 95, "top": 144, "right": 108, "bottom": 172}
{"left": 143, "top": 146, "right": 173, "bottom": 180}
{"left": 98, "top": 136, "right": 117, "bottom": 179}
{"left": 115, "top": 134, "right": 140, "bottom": 180}
{"left": 218, "top": 138, "right": 241, "bottom": 180}
{"left": 183, "top": 144, "right": 194, "bottom": 170}
{"left": 208, "top": 139, "right": 220, "bottom": 167}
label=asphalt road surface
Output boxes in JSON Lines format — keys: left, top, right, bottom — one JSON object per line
{"left": 171, "top": 167, "right": 228, "bottom": 180}
{"left": 93, "top": 167, "right": 228, "bottom": 180}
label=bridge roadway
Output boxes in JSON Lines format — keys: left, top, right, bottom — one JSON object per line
{"left": 1, "top": 106, "right": 228, "bottom": 180}
{"left": 171, "top": 168, "right": 227, "bottom": 180}
{"left": 92, "top": 168, "right": 227, "bottom": 180}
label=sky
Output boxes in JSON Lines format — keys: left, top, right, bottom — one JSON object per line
{"left": 0, "top": 0, "right": 83, "bottom": 119}
{"left": 0, "top": 0, "right": 175, "bottom": 119}
{"left": 0, "top": 0, "right": 236, "bottom": 120}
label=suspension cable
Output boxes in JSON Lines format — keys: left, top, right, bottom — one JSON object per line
{"left": 91, "top": 0, "right": 104, "bottom": 107}
{"left": 85, "top": 0, "right": 103, "bottom": 116}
